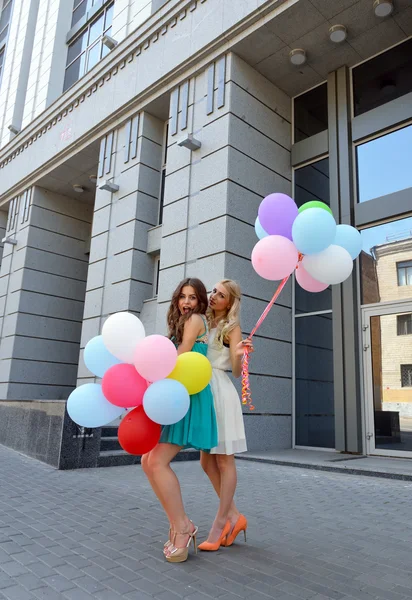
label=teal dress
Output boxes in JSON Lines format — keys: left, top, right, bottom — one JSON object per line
{"left": 160, "top": 320, "right": 218, "bottom": 451}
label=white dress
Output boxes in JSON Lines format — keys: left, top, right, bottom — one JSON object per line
{"left": 207, "top": 328, "right": 247, "bottom": 455}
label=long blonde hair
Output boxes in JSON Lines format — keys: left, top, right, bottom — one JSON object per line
{"left": 207, "top": 279, "right": 241, "bottom": 348}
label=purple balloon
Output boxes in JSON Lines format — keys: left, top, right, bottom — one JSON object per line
{"left": 258, "top": 193, "right": 298, "bottom": 240}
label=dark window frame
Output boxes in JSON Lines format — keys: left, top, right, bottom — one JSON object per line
{"left": 397, "top": 313, "right": 412, "bottom": 336}
{"left": 63, "top": 0, "right": 114, "bottom": 92}
{"left": 401, "top": 364, "right": 412, "bottom": 388}
{"left": 397, "top": 260, "right": 412, "bottom": 287}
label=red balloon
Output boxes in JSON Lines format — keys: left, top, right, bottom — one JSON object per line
{"left": 102, "top": 364, "right": 147, "bottom": 408}
{"left": 118, "top": 406, "right": 161, "bottom": 455}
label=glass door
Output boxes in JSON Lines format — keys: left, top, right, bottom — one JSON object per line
{"left": 362, "top": 302, "right": 412, "bottom": 457}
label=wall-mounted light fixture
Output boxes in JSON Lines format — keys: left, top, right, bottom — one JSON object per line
{"left": 99, "top": 180, "right": 119, "bottom": 193}
{"left": 289, "top": 49, "right": 306, "bottom": 66}
{"left": 89, "top": 175, "right": 98, "bottom": 184}
{"left": 2, "top": 236, "right": 17, "bottom": 246}
{"left": 177, "top": 134, "right": 201, "bottom": 151}
{"left": 8, "top": 124, "right": 20, "bottom": 135}
{"left": 73, "top": 184, "right": 85, "bottom": 193}
{"left": 102, "top": 34, "right": 118, "bottom": 50}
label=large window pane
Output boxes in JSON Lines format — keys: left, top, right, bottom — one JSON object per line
{"left": 88, "top": 13, "right": 104, "bottom": 45}
{"left": 360, "top": 217, "right": 412, "bottom": 305}
{"left": 353, "top": 38, "right": 412, "bottom": 117}
{"left": 294, "top": 83, "right": 328, "bottom": 143}
{"left": 104, "top": 3, "right": 114, "bottom": 30}
{"left": 71, "top": 0, "right": 87, "bottom": 28}
{"left": 295, "top": 314, "right": 334, "bottom": 448}
{"left": 86, "top": 40, "right": 101, "bottom": 71}
{"left": 357, "top": 125, "right": 412, "bottom": 203}
{"left": 63, "top": 53, "right": 86, "bottom": 91}
{"left": 66, "top": 31, "right": 87, "bottom": 65}
{"left": 294, "top": 158, "right": 332, "bottom": 314}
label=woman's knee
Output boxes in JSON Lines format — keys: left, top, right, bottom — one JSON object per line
{"left": 216, "top": 454, "right": 235, "bottom": 472}
{"left": 141, "top": 452, "right": 151, "bottom": 475}
{"left": 200, "top": 452, "right": 215, "bottom": 474}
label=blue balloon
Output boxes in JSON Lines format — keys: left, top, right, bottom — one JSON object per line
{"left": 84, "top": 335, "right": 122, "bottom": 378}
{"left": 143, "top": 379, "right": 190, "bottom": 425}
{"left": 292, "top": 208, "right": 336, "bottom": 255}
{"left": 255, "top": 216, "right": 269, "bottom": 240}
{"left": 333, "top": 224, "right": 362, "bottom": 260}
{"left": 67, "top": 383, "right": 124, "bottom": 428}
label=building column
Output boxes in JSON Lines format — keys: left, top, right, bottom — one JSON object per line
{"left": 63, "top": 112, "right": 163, "bottom": 469}
{"left": 0, "top": 187, "right": 92, "bottom": 466}
{"left": 158, "top": 53, "right": 293, "bottom": 450}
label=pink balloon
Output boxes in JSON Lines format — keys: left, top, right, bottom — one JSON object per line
{"left": 134, "top": 335, "right": 177, "bottom": 382}
{"left": 102, "top": 364, "right": 148, "bottom": 408}
{"left": 258, "top": 193, "right": 298, "bottom": 239}
{"left": 251, "top": 235, "right": 298, "bottom": 281}
{"left": 295, "top": 264, "right": 328, "bottom": 293}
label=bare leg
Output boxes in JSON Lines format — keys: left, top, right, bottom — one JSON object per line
{"left": 201, "top": 452, "right": 241, "bottom": 543}
{"left": 142, "top": 443, "right": 195, "bottom": 549}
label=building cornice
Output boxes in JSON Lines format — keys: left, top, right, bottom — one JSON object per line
{"left": 0, "top": 0, "right": 294, "bottom": 203}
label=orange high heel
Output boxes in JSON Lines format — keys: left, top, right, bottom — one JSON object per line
{"left": 198, "top": 521, "right": 231, "bottom": 552}
{"left": 222, "top": 515, "right": 247, "bottom": 547}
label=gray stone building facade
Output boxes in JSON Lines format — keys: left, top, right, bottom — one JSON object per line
{"left": 0, "top": 0, "right": 412, "bottom": 468}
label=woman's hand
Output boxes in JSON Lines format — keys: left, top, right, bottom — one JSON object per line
{"left": 234, "top": 338, "right": 254, "bottom": 357}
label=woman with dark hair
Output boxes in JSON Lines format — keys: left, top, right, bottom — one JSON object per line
{"left": 141, "top": 278, "right": 218, "bottom": 563}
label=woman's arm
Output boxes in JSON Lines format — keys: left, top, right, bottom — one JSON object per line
{"left": 177, "top": 315, "right": 203, "bottom": 355}
{"left": 228, "top": 326, "right": 254, "bottom": 378}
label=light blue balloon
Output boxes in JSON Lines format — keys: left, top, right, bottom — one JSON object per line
{"left": 67, "top": 383, "right": 124, "bottom": 428}
{"left": 143, "top": 379, "right": 190, "bottom": 425}
{"left": 292, "top": 208, "right": 336, "bottom": 255}
{"left": 84, "top": 335, "right": 122, "bottom": 378}
{"left": 333, "top": 224, "right": 362, "bottom": 260}
{"left": 255, "top": 216, "right": 269, "bottom": 240}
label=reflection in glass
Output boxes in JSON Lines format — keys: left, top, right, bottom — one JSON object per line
{"left": 87, "top": 41, "right": 101, "bottom": 71}
{"left": 294, "top": 83, "right": 328, "bottom": 143}
{"left": 89, "top": 13, "right": 104, "bottom": 45}
{"left": 295, "top": 314, "right": 334, "bottom": 448}
{"left": 294, "top": 158, "right": 329, "bottom": 208}
{"left": 353, "top": 38, "right": 412, "bottom": 117}
{"left": 357, "top": 125, "right": 412, "bottom": 203}
{"left": 294, "top": 158, "right": 331, "bottom": 313}
{"left": 360, "top": 217, "right": 412, "bottom": 305}
{"left": 371, "top": 313, "right": 412, "bottom": 452}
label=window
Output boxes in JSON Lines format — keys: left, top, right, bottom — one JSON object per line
{"left": 397, "top": 261, "right": 412, "bottom": 287}
{"left": 71, "top": 0, "right": 102, "bottom": 28}
{"left": 0, "top": 47, "right": 4, "bottom": 85}
{"left": 356, "top": 125, "right": 412, "bottom": 203}
{"left": 64, "top": 2, "right": 114, "bottom": 92}
{"left": 397, "top": 314, "right": 412, "bottom": 335}
{"left": 295, "top": 314, "right": 334, "bottom": 448}
{"left": 293, "top": 83, "right": 328, "bottom": 143}
{"left": 158, "top": 123, "right": 168, "bottom": 225}
{"left": 353, "top": 38, "right": 412, "bottom": 117}
{"left": 401, "top": 364, "right": 412, "bottom": 388}
{"left": 360, "top": 217, "right": 412, "bottom": 304}
{"left": 294, "top": 158, "right": 331, "bottom": 314}
{"left": 0, "top": 0, "right": 12, "bottom": 47}
{"left": 153, "top": 256, "right": 160, "bottom": 297}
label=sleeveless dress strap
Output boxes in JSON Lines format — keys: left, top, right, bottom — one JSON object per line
{"left": 196, "top": 315, "right": 208, "bottom": 340}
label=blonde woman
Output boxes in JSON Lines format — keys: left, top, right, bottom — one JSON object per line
{"left": 198, "top": 280, "right": 253, "bottom": 551}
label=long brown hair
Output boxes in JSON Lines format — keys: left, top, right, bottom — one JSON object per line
{"left": 167, "top": 278, "right": 208, "bottom": 345}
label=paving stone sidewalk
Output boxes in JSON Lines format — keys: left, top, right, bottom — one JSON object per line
{"left": 0, "top": 444, "right": 411, "bottom": 600}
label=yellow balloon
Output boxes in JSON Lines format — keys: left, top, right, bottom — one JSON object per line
{"left": 167, "top": 352, "right": 212, "bottom": 395}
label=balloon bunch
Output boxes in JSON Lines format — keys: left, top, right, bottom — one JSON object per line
{"left": 242, "top": 193, "right": 362, "bottom": 408}
{"left": 253, "top": 194, "right": 362, "bottom": 287}
{"left": 67, "top": 312, "right": 212, "bottom": 455}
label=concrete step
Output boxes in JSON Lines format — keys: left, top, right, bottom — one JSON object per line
{"left": 100, "top": 436, "right": 122, "bottom": 452}
{"left": 98, "top": 448, "right": 200, "bottom": 468}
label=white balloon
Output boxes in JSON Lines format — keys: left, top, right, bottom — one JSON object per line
{"left": 102, "top": 312, "right": 146, "bottom": 363}
{"left": 302, "top": 245, "right": 353, "bottom": 285}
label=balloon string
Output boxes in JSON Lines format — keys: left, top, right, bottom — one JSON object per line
{"left": 241, "top": 275, "right": 290, "bottom": 410}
